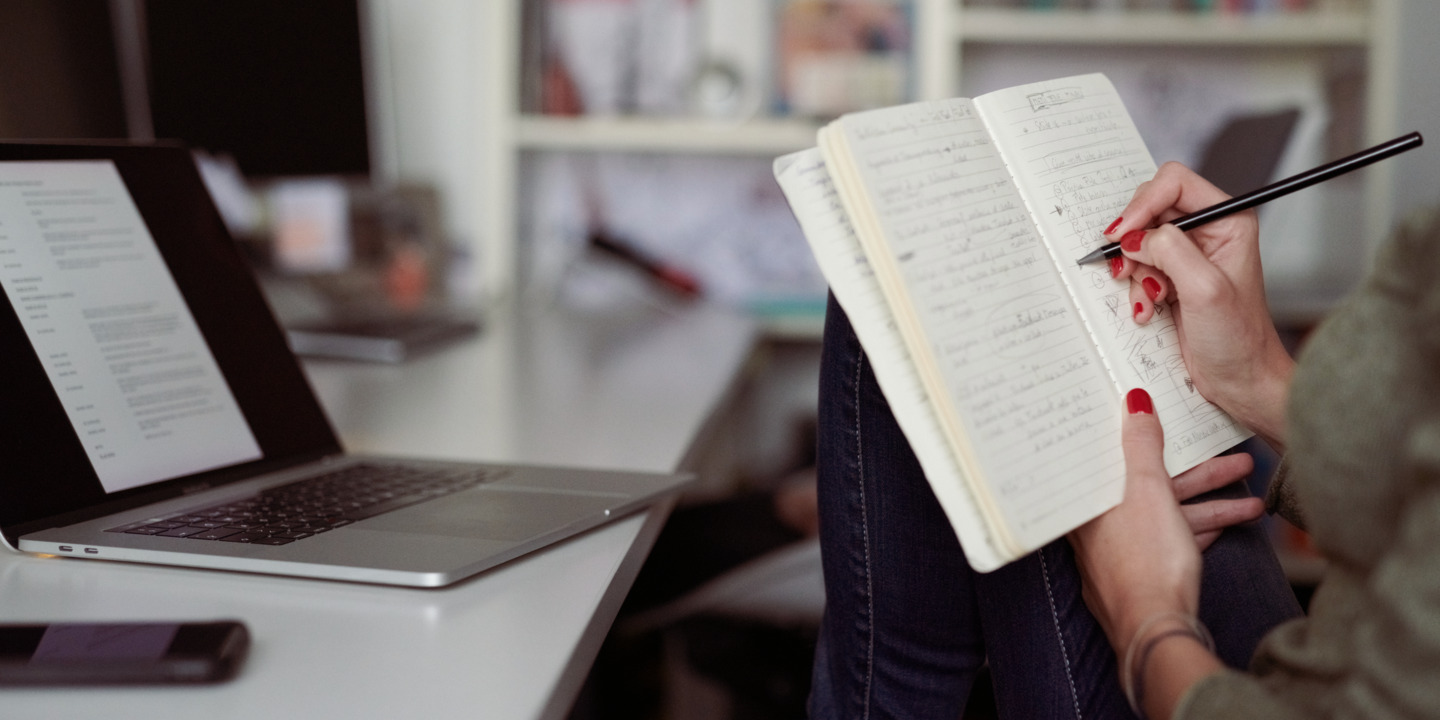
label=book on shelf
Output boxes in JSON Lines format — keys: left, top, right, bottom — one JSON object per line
{"left": 773, "top": 73, "right": 1251, "bottom": 571}
{"left": 959, "top": 0, "right": 1319, "bottom": 11}
{"left": 774, "top": 0, "right": 913, "bottom": 118}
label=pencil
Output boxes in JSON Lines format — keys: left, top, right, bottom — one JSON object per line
{"left": 1075, "top": 131, "right": 1424, "bottom": 266}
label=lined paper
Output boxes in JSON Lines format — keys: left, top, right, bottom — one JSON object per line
{"left": 821, "top": 99, "right": 1121, "bottom": 556}
{"left": 975, "top": 74, "right": 1251, "bottom": 474}
{"left": 777, "top": 74, "right": 1253, "bottom": 568}
{"left": 774, "top": 149, "right": 1005, "bottom": 571}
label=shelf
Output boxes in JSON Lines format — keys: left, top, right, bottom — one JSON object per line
{"left": 516, "top": 115, "right": 822, "bottom": 155}
{"left": 956, "top": 8, "right": 1370, "bottom": 46}
{"left": 485, "top": 0, "right": 1398, "bottom": 303}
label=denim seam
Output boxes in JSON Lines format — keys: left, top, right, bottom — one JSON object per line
{"left": 1039, "top": 548, "right": 1083, "bottom": 719}
{"left": 854, "top": 349, "right": 875, "bottom": 720}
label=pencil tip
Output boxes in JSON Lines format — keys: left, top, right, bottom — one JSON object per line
{"left": 1075, "top": 248, "right": 1103, "bottom": 266}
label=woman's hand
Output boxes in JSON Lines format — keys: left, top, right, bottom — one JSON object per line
{"left": 1070, "top": 389, "right": 1225, "bottom": 720}
{"left": 1105, "top": 163, "right": 1294, "bottom": 450}
{"left": 1070, "top": 388, "right": 1201, "bottom": 651}
{"left": 1173, "top": 452, "right": 1263, "bottom": 551}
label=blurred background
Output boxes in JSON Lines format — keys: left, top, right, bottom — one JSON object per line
{"left": 2, "top": 0, "right": 1437, "bottom": 717}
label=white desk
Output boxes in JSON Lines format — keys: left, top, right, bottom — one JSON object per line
{"left": 0, "top": 299, "right": 758, "bottom": 719}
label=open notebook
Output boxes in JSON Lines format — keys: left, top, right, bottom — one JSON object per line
{"left": 775, "top": 74, "right": 1251, "bottom": 571}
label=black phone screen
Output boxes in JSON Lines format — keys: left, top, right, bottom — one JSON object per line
{"left": 0, "top": 621, "right": 248, "bottom": 684}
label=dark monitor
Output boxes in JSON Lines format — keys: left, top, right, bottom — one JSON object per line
{"left": 0, "top": 0, "right": 129, "bottom": 140}
{"left": 1196, "top": 108, "right": 1302, "bottom": 197}
{"left": 144, "top": 0, "right": 372, "bottom": 179}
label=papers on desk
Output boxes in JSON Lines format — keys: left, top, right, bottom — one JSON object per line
{"left": 285, "top": 313, "right": 481, "bottom": 363}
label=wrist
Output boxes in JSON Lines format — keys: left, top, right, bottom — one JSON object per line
{"left": 1109, "top": 598, "right": 1190, "bottom": 657}
{"left": 1121, "top": 612, "right": 1215, "bottom": 718}
{"left": 1234, "top": 350, "right": 1292, "bottom": 451}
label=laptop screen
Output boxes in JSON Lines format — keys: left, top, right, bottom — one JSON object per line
{"left": 0, "top": 160, "right": 263, "bottom": 493}
{"left": 0, "top": 143, "right": 341, "bottom": 544}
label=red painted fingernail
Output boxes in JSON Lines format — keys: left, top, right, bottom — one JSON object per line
{"left": 1143, "top": 276, "right": 1161, "bottom": 301}
{"left": 1109, "top": 255, "right": 1124, "bottom": 278}
{"left": 1105, "top": 217, "right": 1123, "bottom": 234}
{"left": 1133, "top": 301, "right": 1144, "bottom": 319}
{"left": 1121, "top": 229, "right": 1146, "bottom": 253}
{"left": 1126, "top": 388, "right": 1154, "bottom": 414}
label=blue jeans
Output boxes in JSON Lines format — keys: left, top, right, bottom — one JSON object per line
{"left": 809, "top": 294, "right": 1302, "bottom": 720}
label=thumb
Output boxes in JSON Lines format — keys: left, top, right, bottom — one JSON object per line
{"left": 1122, "top": 388, "right": 1168, "bottom": 481}
{"left": 1123, "top": 224, "right": 1229, "bottom": 306}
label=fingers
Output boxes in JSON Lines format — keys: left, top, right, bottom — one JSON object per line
{"left": 1120, "top": 225, "right": 1235, "bottom": 317}
{"left": 1122, "top": 388, "right": 1168, "bottom": 481}
{"left": 1128, "top": 266, "right": 1170, "bottom": 323}
{"left": 1171, "top": 453, "right": 1254, "bottom": 502}
{"left": 1109, "top": 162, "right": 1231, "bottom": 234}
{"left": 1108, "top": 253, "right": 1130, "bottom": 281}
{"left": 1172, "top": 453, "right": 1264, "bottom": 550}
{"left": 1181, "top": 497, "right": 1265, "bottom": 537}
{"left": 1098, "top": 163, "right": 1245, "bottom": 326}
{"left": 1118, "top": 225, "right": 1221, "bottom": 287}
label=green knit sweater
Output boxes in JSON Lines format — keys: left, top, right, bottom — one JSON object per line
{"left": 1176, "top": 206, "right": 1440, "bottom": 719}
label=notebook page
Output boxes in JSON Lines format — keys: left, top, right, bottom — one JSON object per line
{"left": 773, "top": 149, "right": 1006, "bottom": 571}
{"left": 821, "top": 100, "right": 1122, "bottom": 555}
{"left": 975, "top": 74, "right": 1252, "bottom": 475}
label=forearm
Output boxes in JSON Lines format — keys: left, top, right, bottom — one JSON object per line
{"left": 1130, "top": 632, "right": 1225, "bottom": 720}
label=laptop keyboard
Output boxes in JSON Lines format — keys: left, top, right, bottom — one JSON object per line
{"left": 106, "top": 463, "right": 493, "bottom": 546}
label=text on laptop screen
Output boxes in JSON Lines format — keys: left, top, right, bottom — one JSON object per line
{"left": 0, "top": 160, "right": 261, "bottom": 493}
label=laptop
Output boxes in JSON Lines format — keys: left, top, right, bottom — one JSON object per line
{"left": 0, "top": 142, "right": 692, "bottom": 587}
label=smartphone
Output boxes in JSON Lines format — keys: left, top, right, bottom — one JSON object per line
{"left": 0, "top": 620, "right": 249, "bottom": 685}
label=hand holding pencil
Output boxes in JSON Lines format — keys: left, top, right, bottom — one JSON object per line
{"left": 1077, "top": 132, "right": 1423, "bottom": 268}
{"left": 1101, "top": 163, "right": 1295, "bottom": 449}
{"left": 1091, "top": 132, "right": 1422, "bottom": 445}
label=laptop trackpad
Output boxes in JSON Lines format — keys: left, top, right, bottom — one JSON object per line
{"left": 359, "top": 488, "right": 617, "bottom": 542}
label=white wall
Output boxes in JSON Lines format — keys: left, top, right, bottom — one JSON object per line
{"left": 1391, "top": 0, "right": 1440, "bottom": 227}
{"left": 364, "top": 0, "right": 490, "bottom": 296}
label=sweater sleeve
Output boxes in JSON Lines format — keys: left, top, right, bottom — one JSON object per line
{"left": 1172, "top": 669, "right": 1308, "bottom": 720}
{"left": 1263, "top": 458, "right": 1307, "bottom": 532}
{"left": 1178, "top": 418, "right": 1440, "bottom": 719}
{"left": 1341, "top": 419, "right": 1440, "bottom": 716}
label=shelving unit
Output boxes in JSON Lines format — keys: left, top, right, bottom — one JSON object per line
{"left": 515, "top": 115, "right": 821, "bottom": 155}
{"left": 481, "top": 0, "right": 1397, "bottom": 301}
{"left": 955, "top": 6, "right": 1370, "bottom": 45}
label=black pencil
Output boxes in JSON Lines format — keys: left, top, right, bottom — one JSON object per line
{"left": 1075, "top": 131, "right": 1424, "bottom": 266}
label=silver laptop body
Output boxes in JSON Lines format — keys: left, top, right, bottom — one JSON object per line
{"left": 0, "top": 142, "right": 689, "bottom": 587}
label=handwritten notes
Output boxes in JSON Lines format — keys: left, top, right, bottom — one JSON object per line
{"left": 778, "top": 73, "right": 1251, "bottom": 569}
{"left": 824, "top": 98, "right": 1121, "bottom": 554}
{"left": 774, "top": 149, "right": 1006, "bottom": 571}
{"left": 975, "top": 74, "right": 1251, "bottom": 474}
